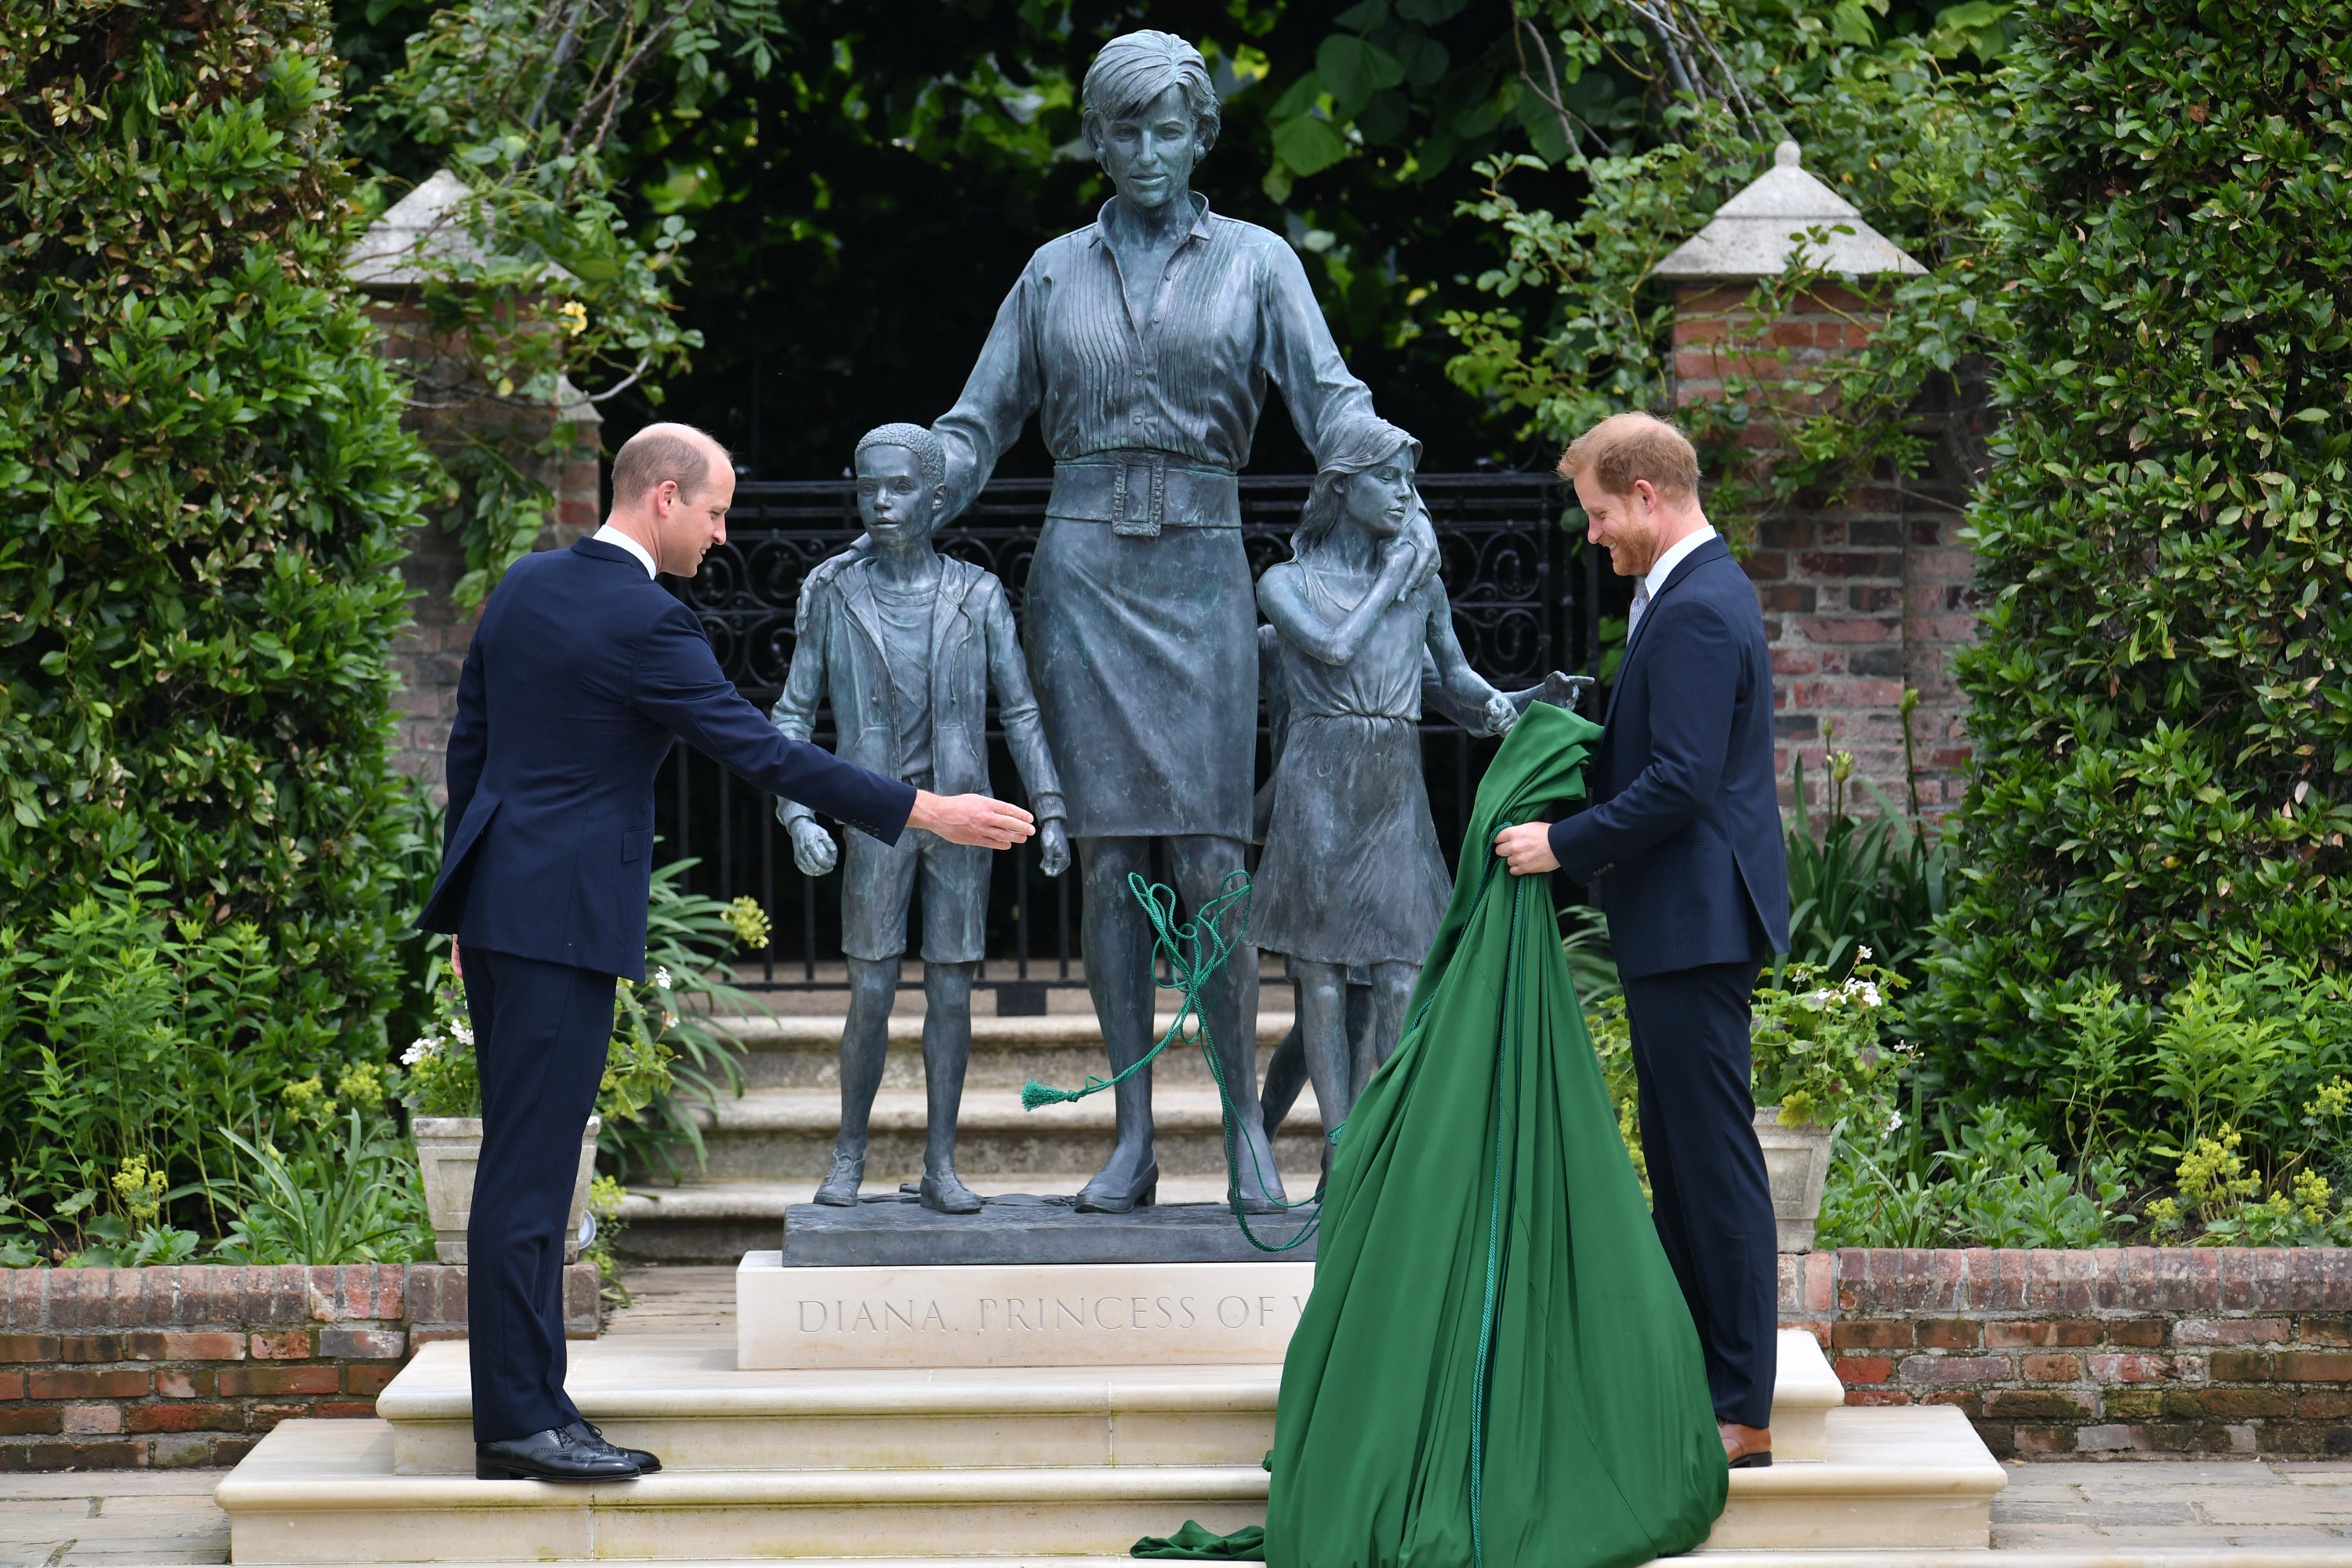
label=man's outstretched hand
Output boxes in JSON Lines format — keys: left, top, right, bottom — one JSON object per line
{"left": 910, "top": 789, "right": 1036, "bottom": 851}
{"left": 1493, "top": 821, "right": 1560, "bottom": 877}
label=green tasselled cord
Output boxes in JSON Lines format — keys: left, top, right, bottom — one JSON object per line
{"left": 1020, "top": 870, "right": 1319, "bottom": 1253}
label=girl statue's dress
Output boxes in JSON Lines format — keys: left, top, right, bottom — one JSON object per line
{"left": 1256, "top": 700, "right": 1730, "bottom": 1568}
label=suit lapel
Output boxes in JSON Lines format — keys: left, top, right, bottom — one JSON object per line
{"left": 1603, "top": 535, "right": 1729, "bottom": 725}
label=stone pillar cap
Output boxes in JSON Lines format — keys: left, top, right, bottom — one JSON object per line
{"left": 345, "top": 169, "right": 579, "bottom": 292}
{"left": 1653, "top": 140, "right": 1926, "bottom": 282}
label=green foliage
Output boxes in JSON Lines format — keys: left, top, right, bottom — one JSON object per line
{"left": 1750, "top": 955, "right": 1905, "bottom": 1127}
{"left": 1820, "top": 1102, "right": 2132, "bottom": 1248}
{"left": 1914, "top": 0, "right": 2352, "bottom": 1096}
{"left": 1439, "top": 0, "right": 2015, "bottom": 538}
{"left": 0, "top": 2, "right": 430, "bottom": 1122}
{"left": 1784, "top": 742, "right": 1951, "bottom": 981}
{"left": 348, "top": 0, "right": 776, "bottom": 604}
{"left": 212, "top": 1108, "right": 431, "bottom": 1265}
{"left": 0, "top": 867, "right": 364, "bottom": 1250}
{"left": 399, "top": 860, "right": 765, "bottom": 1181}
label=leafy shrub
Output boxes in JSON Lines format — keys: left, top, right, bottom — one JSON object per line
{"left": 212, "top": 1107, "right": 430, "bottom": 1266}
{"left": 1783, "top": 735, "right": 1951, "bottom": 982}
{"left": 1820, "top": 1102, "right": 2132, "bottom": 1249}
{"left": 1915, "top": 0, "right": 2352, "bottom": 1098}
{"left": 1750, "top": 955, "right": 1907, "bottom": 1129}
{"left": 0, "top": 2, "right": 430, "bottom": 1149}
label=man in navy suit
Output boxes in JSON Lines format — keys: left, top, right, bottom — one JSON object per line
{"left": 1494, "top": 412, "right": 1790, "bottom": 1468}
{"left": 419, "top": 423, "right": 1034, "bottom": 1482}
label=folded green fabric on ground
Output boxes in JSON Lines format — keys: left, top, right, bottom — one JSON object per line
{"left": 1133, "top": 1522, "right": 1267, "bottom": 1559}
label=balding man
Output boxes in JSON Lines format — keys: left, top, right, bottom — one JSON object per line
{"left": 419, "top": 423, "right": 1033, "bottom": 1483}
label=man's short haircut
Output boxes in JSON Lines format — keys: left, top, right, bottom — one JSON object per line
{"left": 612, "top": 423, "right": 728, "bottom": 506}
{"left": 855, "top": 423, "right": 946, "bottom": 492}
{"left": 1082, "top": 31, "right": 1220, "bottom": 150}
{"left": 1557, "top": 412, "right": 1700, "bottom": 502}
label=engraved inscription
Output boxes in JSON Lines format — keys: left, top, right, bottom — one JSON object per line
{"left": 786, "top": 1293, "right": 1312, "bottom": 1334}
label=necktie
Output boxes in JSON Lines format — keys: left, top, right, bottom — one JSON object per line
{"left": 1627, "top": 579, "right": 1652, "bottom": 644}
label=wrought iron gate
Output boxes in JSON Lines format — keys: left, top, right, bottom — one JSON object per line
{"left": 658, "top": 471, "right": 1612, "bottom": 1001}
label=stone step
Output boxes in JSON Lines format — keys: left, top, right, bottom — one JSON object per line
{"left": 681, "top": 1086, "right": 1327, "bottom": 1183}
{"left": 216, "top": 1403, "right": 2000, "bottom": 1563}
{"left": 712, "top": 1013, "right": 1294, "bottom": 1092}
{"left": 613, "top": 1177, "right": 1327, "bottom": 1265}
{"left": 374, "top": 1330, "right": 1847, "bottom": 1475}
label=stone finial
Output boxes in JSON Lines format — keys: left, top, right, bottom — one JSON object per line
{"left": 1653, "top": 141, "right": 1926, "bottom": 281}
{"left": 343, "top": 169, "right": 578, "bottom": 292}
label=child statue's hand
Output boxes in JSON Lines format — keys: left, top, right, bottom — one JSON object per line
{"left": 1039, "top": 818, "right": 1072, "bottom": 878}
{"left": 789, "top": 817, "right": 840, "bottom": 877}
{"left": 1481, "top": 693, "right": 1519, "bottom": 736}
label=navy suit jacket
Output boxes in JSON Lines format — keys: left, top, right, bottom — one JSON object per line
{"left": 1547, "top": 535, "right": 1790, "bottom": 982}
{"left": 418, "top": 539, "right": 916, "bottom": 979}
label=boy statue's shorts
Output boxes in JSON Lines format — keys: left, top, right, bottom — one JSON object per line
{"left": 840, "top": 826, "right": 993, "bottom": 964}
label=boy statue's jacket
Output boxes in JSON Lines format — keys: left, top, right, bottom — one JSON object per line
{"left": 771, "top": 554, "right": 1065, "bottom": 829}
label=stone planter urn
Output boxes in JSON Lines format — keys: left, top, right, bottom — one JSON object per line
{"left": 413, "top": 1115, "right": 601, "bottom": 1265}
{"left": 1752, "top": 1107, "right": 1835, "bottom": 1253}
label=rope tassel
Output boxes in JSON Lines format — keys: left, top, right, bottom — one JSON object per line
{"left": 1018, "top": 870, "right": 1318, "bottom": 1250}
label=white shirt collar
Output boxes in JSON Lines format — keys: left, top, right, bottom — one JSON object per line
{"left": 1642, "top": 524, "right": 1716, "bottom": 601}
{"left": 592, "top": 523, "right": 659, "bottom": 579}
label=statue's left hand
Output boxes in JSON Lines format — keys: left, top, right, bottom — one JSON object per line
{"left": 1400, "top": 491, "right": 1441, "bottom": 599}
{"left": 1039, "top": 818, "right": 1072, "bottom": 878}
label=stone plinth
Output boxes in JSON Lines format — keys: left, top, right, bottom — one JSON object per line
{"left": 780, "top": 1196, "right": 1318, "bottom": 1267}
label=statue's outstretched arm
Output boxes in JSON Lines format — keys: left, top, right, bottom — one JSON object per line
{"left": 932, "top": 260, "right": 1046, "bottom": 523}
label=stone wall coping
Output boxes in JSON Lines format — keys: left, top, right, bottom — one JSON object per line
{"left": 1828, "top": 1248, "right": 2352, "bottom": 1315}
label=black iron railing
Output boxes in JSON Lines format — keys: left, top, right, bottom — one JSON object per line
{"left": 659, "top": 471, "right": 1610, "bottom": 1002}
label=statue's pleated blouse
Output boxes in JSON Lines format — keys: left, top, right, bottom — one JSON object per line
{"left": 935, "top": 195, "right": 1384, "bottom": 507}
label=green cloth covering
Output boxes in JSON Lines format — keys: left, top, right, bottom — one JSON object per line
{"left": 1134, "top": 1523, "right": 1268, "bottom": 1559}
{"left": 1262, "top": 702, "right": 1728, "bottom": 1568}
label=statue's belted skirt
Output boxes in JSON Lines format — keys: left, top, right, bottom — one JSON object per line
{"left": 1025, "top": 468, "right": 1254, "bottom": 842}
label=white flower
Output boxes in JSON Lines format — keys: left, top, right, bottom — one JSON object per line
{"left": 449, "top": 1021, "right": 474, "bottom": 1047}
{"left": 1881, "top": 1109, "right": 1904, "bottom": 1138}
{"left": 1857, "top": 946, "right": 1873, "bottom": 961}
{"left": 402, "top": 1036, "right": 440, "bottom": 1066}
{"left": 655, "top": 967, "right": 673, "bottom": 991}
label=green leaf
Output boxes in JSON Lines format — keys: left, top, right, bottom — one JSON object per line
{"left": 1272, "top": 115, "right": 1351, "bottom": 178}
{"left": 1830, "top": 1, "right": 1878, "bottom": 44}
{"left": 1316, "top": 35, "right": 1405, "bottom": 115}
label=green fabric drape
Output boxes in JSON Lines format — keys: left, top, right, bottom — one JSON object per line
{"left": 1261, "top": 701, "right": 1727, "bottom": 1568}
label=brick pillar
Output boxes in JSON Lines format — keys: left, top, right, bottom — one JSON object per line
{"left": 1671, "top": 283, "right": 1973, "bottom": 818}
{"left": 363, "top": 299, "right": 604, "bottom": 800}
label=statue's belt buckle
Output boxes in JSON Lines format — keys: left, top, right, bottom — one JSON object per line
{"left": 1110, "top": 452, "right": 1166, "bottom": 538}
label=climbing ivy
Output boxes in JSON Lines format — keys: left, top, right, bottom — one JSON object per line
{"left": 1911, "top": 0, "right": 2352, "bottom": 1109}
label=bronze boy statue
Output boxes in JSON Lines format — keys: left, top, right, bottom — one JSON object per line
{"left": 771, "top": 423, "right": 1071, "bottom": 1213}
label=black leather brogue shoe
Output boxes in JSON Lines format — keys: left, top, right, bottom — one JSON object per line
{"left": 476, "top": 1426, "right": 641, "bottom": 1482}
{"left": 566, "top": 1418, "right": 662, "bottom": 1475}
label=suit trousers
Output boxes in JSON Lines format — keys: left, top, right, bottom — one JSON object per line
{"left": 1621, "top": 956, "right": 1777, "bottom": 1429}
{"left": 462, "top": 946, "right": 613, "bottom": 1443}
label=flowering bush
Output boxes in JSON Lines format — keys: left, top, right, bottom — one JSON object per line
{"left": 1750, "top": 953, "right": 1907, "bottom": 1129}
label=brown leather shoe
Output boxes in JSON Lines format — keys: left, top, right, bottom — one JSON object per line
{"left": 1720, "top": 1421, "right": 1772, "bottom": 1468}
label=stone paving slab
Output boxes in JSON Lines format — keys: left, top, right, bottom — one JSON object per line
{"left": 1, "top": 1458, "right": 2350, "bottom": 1566}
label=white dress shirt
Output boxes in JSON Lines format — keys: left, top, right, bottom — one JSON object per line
{"left": 592, "top": 523, "right": 659, "bottom": 579}
{"left": 1626, "top": 523, "right": 1716, "bottom": 644}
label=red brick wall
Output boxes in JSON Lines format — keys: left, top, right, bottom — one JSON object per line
{"left": 1778, "top": 1248, "right": 2352, "bottom": 1459}
{"left": 0, "top": 1264, "right": 595, "bottom": 1471}
{"left": 1672, "top": 282, "right": 1978, "bottom": 818}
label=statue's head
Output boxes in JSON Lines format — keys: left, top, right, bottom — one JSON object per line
{"left": 1082, "top": 31, "right": 1219, "bottom": 213}
{"left": 1295, "top": 425, "right": 1421, "bottom": 560}
{"left": 854, "top": 423, "right": 947, "bottom": 547}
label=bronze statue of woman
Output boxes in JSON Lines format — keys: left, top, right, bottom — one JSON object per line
{"left": 930, "top": 31, "right": 1435, "bottom": 1212}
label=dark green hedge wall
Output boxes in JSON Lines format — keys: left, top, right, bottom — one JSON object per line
{"left": 1918, "top": 0, "right": 2352, "bottom": 1095}
{"left": 0, "top": 4, "right": 426, "bottom": 1053}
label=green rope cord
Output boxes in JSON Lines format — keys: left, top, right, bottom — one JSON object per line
{"left": 1020, "top": 869, "right": 1317, "bottom": 1253}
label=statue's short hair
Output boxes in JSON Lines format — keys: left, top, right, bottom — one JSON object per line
{"left": 612, "top": 423, "right": 728, "bottom": 506}
{"left": 1082, "top": 31, "right": 1220, "bottom": 150}
{"left": 1557, "top": 412, "right": 1700, "bottom": 501}
{"left": 855, "top": 423, "right": 946, "bottom": 492}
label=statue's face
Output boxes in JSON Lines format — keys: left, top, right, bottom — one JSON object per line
{"left": 855, "top": 444, "right": 942, "bottom": 546}
{"left": 1094, "top": 83, "right": 1205, "bottom": 212}
{"left": 1343, "top": 457, "right": 1416, "bottom": 539}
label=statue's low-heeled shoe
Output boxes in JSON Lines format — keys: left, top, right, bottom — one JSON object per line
{"left": 1076, "top": 1161, "right": 1159, "bottom": 1214}
{"left": 566, "top": 1419, "right": 661, "bottom": 1475}
{"left": 920, "top": 1168, "right": 984, "bottom": 1214}
{"left": 813, "top": 1151, "right": 864, "bottom": 1207}
{"left": 476, "top": 1427, "right": 641, "bottom": 1482}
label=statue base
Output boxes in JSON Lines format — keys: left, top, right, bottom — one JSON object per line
{"left": 780, "top": 1192, "right": 1317, "bottom": 1267}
